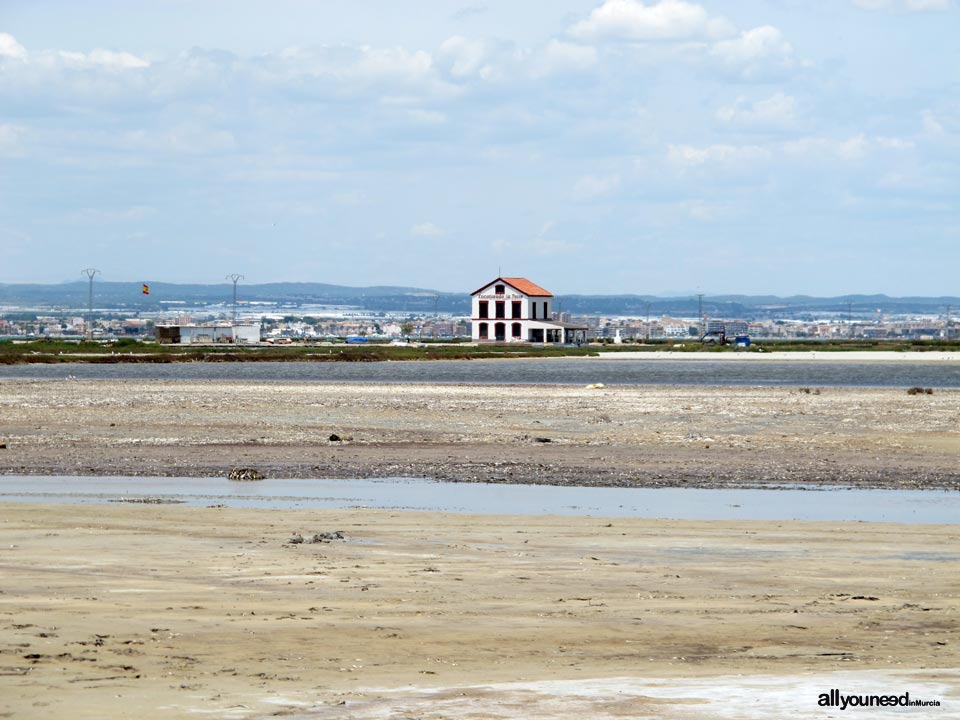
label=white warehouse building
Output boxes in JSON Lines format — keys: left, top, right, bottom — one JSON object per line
{"left": 156, "top": 322, "right": 261, "bottom": 344}
{"left": 470, "top": 277, "right": 588, "bottom": 344}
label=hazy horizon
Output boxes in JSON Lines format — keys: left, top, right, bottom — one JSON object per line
{"left": 2, "top": 1, "right": 957, "bottom": 295}
{"left": 6, "top": 276, "right": 960, "bottom": 304}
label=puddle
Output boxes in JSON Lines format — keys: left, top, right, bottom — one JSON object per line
{"left": 0, "top": 476, "right": 957, "bottom": 523}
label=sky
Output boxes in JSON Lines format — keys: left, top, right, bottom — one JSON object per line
{"left": 1, "top": 0, "right": 958, "bottom": 296}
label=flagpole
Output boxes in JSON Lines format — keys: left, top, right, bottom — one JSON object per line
{"left": 140, "top": 283, "right": 150, "bottom": 340}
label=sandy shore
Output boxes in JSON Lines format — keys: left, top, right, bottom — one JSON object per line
{"left": 0, "top": 379, "right": 958, "bottom": 489}
{"left": 1, "top": 503, "right": 957, "bottom": 719}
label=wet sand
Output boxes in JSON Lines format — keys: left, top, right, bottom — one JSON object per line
{"left": 0, "top": 379, "right": 958, "bottom": 489}
{"left": 1, "top": 503, "right": 957, "bottom": 719}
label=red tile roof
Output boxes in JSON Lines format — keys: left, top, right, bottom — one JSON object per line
{"left": 470, "top": 277, "right": 553, "bottom": 297}
{"left": 503, "top": 277, "right": 553, "bottom": 297}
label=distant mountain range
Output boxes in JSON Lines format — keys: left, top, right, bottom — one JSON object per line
{"left": 1, "top": 280, "right": 958, "bottom": 320}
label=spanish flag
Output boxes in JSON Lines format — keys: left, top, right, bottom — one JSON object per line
{"left": 142, "top": 284, "right": 150, "bottom": 295}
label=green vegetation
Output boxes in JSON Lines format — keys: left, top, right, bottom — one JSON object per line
{"left": 2, "top": 337, "right": 960, "bottom": 364}
{"left": 0, "top": 338, "right": 600, "bottom": 364}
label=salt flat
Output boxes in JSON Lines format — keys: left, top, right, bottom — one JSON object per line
{"left": 0, "top": 504, "right": 956, "bottom": 719}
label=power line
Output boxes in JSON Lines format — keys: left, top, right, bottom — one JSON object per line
{"left": 81, "top": 268, "right": 100, "bottom": 341}
{"left": 696, "top": 293, "right": 704, "bottom": 335}
{"left": 226, "top": 274, "right": 244, "bottom": 325}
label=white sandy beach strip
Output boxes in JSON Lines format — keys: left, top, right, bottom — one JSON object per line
{"left": 591, "top": 350, "right": 960, "bottom": 362}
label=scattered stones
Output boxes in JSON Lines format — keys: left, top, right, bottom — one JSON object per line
{"left": 585, "top": 383, "right": 605, "bottom": 389}
{"left": 533, "top": 437, "right": 552, "bottom": 443}
{"left": 907, "top": 387, "right": 933, "bottom": 395}
{"left": 288, "top": 530, "right": 345, "bottom": 544}
{"left": 228, "top": 468, "right": 265, "bottom": 481}
{"left": 329, "top": 433, "right": 342, "bottom": 442}
{"left": 309, "top": 531, "right": 345, "bottom": 543}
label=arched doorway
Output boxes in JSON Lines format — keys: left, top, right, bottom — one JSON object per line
{"left": 494, "top": 322, "right": 506, "bottom": 341}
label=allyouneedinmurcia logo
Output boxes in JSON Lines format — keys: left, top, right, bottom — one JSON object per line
{"left": 818, "top": 689, "right": 941, "bottom": 710}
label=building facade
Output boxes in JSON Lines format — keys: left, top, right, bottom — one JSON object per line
{"left": 470, "top": 277, "right": 587, "bottom": 344}
{"left": 156, "top": 322, "right": 261, "bottom": 344}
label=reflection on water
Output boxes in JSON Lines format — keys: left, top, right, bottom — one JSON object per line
{"left": 0, "top": 476, "right": 956, "bottom": 524}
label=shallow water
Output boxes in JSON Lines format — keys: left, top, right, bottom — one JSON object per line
{"left": 0, "top": 476, "right": 956, "bottom": 524}
{"left": 3, "top": 358, "right": 960, "bottom": 387}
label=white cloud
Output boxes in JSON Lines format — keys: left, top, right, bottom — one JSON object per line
{"left": 716, "top": 92, "right": 797, "bottom": 129}
{"left": 54, "top": 48, "right": 150, "bottom": 70}
{"left": 352, "top": 46, "right": 433, "bottom": 84}
{"left": 403, "top": 107, "right": 447, "bottom": 125}
{"left": 410, "top": 221, "right": 444, "bottom": 238}
{"left": 922, "top": 109, "right": 945, "bottom": 136}
{"left": 853, "top": 0, "right": 952, "bottom": 9}
{"left": 570, "top": 0, "right": 733, "bottom": 42}
{"left": 532, "top": 40, "right": 597, "bottom": 77}
{"left": 710, "top": 25, "right": 795, "bottom": 78}
{"left": 532, "top": 220, "right": 580, "bottom": 255}
{"left": 0, "top": 33, "right": 27, "bottom": 60}
{"left": 333, "top": 191, "right": 365, "bottom": 206}
{"left": 904, "top": 0, "right": 951, "bottom": 9}
{"left": 437, "top": 35, "right": 491, "bottom": 79}
{"left": 667, "top": 143, "right": 769, "bottom": 167}
{"left": 0, "top": 123, "right": 25, "bottom": 154}
{"left": 490, "top": 238, "right": 510, "bottom": 255}
{"left": 452, "top": 5, "right": 488, "bottom": 21}
{"left": 268, "top": 44, "right": 439, "bottom": 93}
{"left": 681, "top": 200, "right": 735, "bottom": 222}
{"left": 782, "top": 134, "right": 870, "bottom": 161}
{"left": 566, "top": 2, "right": 804, "bottom": 81}
{"left": 573, "top": 173, "right": 621, "bottom": 200}
{"left": 837, "top": 133, "right": 868, "bottom": 160}
{"left": 65, "top": 205, "right": 157, "bottom": 223}
{"left": 875, "top": 136, "right": 915, "bottom": 150}
{"left": 120, "top": 124, "right": 236, "bottom": 155}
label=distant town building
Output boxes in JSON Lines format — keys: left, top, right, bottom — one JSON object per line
{"left": 470, "top": 277, "right": 588, "bottom": 344}
{"left": 661, "top": 317, "right": 690, "bottom": 338}
{"left": 156, "top": 322, "right": 261, "bottom": 344}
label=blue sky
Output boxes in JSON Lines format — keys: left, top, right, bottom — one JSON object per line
{"left": 1, "top": 0, "right": 957, "bottom": 295}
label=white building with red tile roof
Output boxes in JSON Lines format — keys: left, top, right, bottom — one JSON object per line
{"left": 470, "top": 277, "right": 588, "bottom": 344}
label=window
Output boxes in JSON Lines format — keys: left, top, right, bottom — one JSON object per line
{"left": 478, "top": 322, "right": 488, "bottom": 339}
{"left": 512, "top": 301, "right": 521, "bottom": 318}
{"left": 495, "top": 301, "right": 505, "bottom": 319}
{"left": 495, "top": 284, "right": 505, "bottom": 295}
{"left": 479, "top": 301, "right": 488, "bottom": 319}
{"left": 532, "top": 303, "right": 537, "bottom": 320}
{"left": 512, "top": 322, "right": 521, "bottom": 338}
{"left": 543, "top": 301, "right": 548, "bottom": 319}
